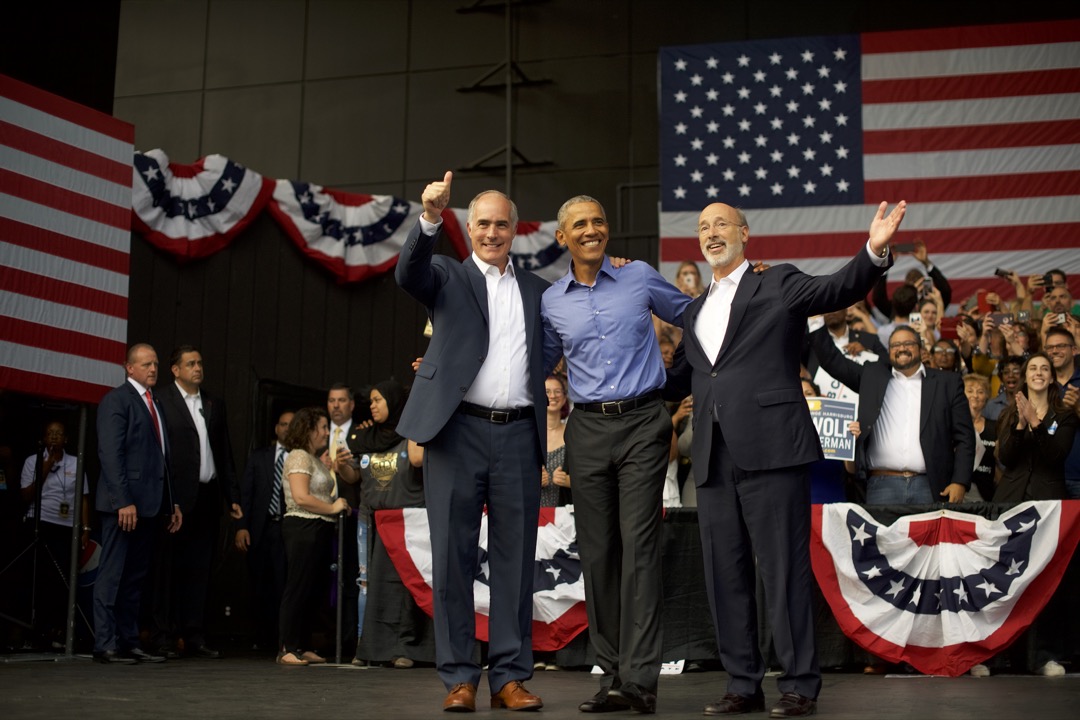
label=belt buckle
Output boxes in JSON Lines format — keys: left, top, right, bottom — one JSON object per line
{"left": 601, "top": 401, "right": 620, "bottom": 415}
{"left": 490, "top": 410, "right": 510, "bottom": 424}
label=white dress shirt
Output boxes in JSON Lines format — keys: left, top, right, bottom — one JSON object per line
{"left": 866, "top": 364, "right": 928, "bottom": 473}
{"left": 179, "top": 381, "right": 217, "bottom": 483}
{"left": 695, "top": 260, "right": 751, "bottom": 364}
{"left": 128, "top": 377, "right": 164, "bottom": 453}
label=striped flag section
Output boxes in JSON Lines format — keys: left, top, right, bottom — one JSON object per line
{"left": 659, "top": 20, "right": 1080, "bottom": 306}
{"left": 1, "top": 74, "right": 134, "bottom": 404}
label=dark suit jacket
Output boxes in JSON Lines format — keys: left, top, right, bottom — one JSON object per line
{"left": 666, "top": 249, "right": 891, "bottom": 480}
{"left": 395, "top": 220, "right": 549, "bottom": 464}
{"left": 804, "top": 326, "right": 887, "bottom": 379}
{"left": 96, "top": 380, "right": 171, "bottom": 517}
{"left": 811, "top": 331, "right": 976, "bottom": 497}
{"left": 237, "top": 444, "right": 278, "bottom": 547}
{"left": 156, "top": 382, "right": 236, "bottom": 515}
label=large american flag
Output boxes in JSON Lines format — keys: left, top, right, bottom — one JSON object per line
{"left": 659, "top": 20, "right": 1080, "bottom": 304}
{"left": 0, "top": 75, "right": 134, "bottom": 404}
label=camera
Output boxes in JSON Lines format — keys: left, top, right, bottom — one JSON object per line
{"left": 1043, "top": 273, "right": 1058, "bottom": 288}
{"left": 993, "top": 268, "right": 1012, "bottom": 279}
{"left": 988, "top": 312, "right": 1014, "bottom": 327}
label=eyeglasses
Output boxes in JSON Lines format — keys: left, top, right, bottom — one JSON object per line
{"left": 1044, "top": 343, "right": 1074, "bottom": 352}
{"left": 889, "top": 340, "right": 920, "bottom": 349}
{"left": 699, "top": 220, "right": 745, "bottom": 234}
{"left": 545, "top": 389, "right": 565, "bottom": 396}
{"left": 932, "top": 347, "right": 957, "bottom": 355}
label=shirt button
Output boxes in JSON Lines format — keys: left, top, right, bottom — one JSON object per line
{"left": 601, "top": 335, "right": 606, "bottom": 339}
{"left": 607, "top": 361, "right": 612, "bottom": 365}
{"left": 711, "top": 372, "right": 717, "bottom": 377}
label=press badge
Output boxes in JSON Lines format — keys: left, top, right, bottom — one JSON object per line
{"left": 59, "top": 502, "right": 70, "bottom": 519}
{"left": 1048, "top": 420, "right": 1058, "bottom": 436}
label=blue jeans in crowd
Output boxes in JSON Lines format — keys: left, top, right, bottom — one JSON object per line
{"left": 866, "top": 473, "right": 934, "bottom": 505}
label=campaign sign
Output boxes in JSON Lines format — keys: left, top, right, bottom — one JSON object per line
{"left": 807, "top": 397, "right": 857, "bottom": 462}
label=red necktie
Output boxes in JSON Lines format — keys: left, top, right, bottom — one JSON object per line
{"left": 145, "top": 390, "right": 162, "bottom": 447}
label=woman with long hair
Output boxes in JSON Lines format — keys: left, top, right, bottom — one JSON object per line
{"left": 541, "top": 374, "right": 571, "bottom": 508}
{"left": 995, "top": 352, "right": 1077, "bottom": 502}
{"left": 277, "top": 407, "right": 351, "bottom": 665}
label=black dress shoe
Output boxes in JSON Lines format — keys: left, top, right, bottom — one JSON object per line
{"left": 578, "top": 689, "right": 623, "bottom": 713}
{"left": 187, "top": 644, "right": 223, "bottom": 659}
{"left": 704, "top": 692, "right": 766, "bottom": 715}
{"left": 123, "top": 648, "right": 166, "bottom": 663}
{"left": 769, "top": 693, "right": 816, "bottom": 718}
{"left": 608, "top": 683, "right": 656, "bottom": 714}
{"left": 94, "top": 650, "right": 137, "bottom": 665}
{"left": 155, "top": 646, "right": 181, "bottom": 660}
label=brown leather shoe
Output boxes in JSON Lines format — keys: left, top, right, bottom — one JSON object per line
{"left": 444, "top": 683, "right": 477, "bottom": 712}
{"left": 769, "top": 692, "right": 816, "bottom": 718}
{"left": 491, "top": 680, "right": 543, "bottom": 711}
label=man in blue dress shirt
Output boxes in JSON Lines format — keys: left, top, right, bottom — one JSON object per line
{"left": 542, "top": 195, "right": 691, "bottom": 714}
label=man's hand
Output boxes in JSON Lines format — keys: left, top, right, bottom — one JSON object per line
{"left": 752, "top": 260, "right": 771, "bottom": 273}
{"left": 229, "top": 502, "right": 243, "bottom": 520}
{"left": 940, "top": 483, "right": 966, "bottom": 503}
{"left": 1027, "top": 274, "right": 1047, "bottom": 293}
{"left": 609, "top": 256, "right": 632, "bottom": 269}
{"left": 843, "top": 341, "right": 867, "bottom": 356}
{"left": 118, "top": 504, "right": 138, "bottom": 532}
{"left": 867, "top": 200, "right": 907, "bottom": 256}
{"left": 912, "top": 238, "right": 930, "bottom": 267}
{"left": 168, "top": 505, "right": 183, "bottom": 533}
{"left": 411, "top": 357, "right": 423, "bottom": 373}
{"left": 235, "top": 529, "right": 251, "bottom": 552}
{"left": 421, "top": 171, "right": 452, "bottom": 224}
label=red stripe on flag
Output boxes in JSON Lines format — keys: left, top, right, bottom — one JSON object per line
{"left": 0, "top": 266, "right": 127, "bottom": 318}
{"left": 0, "top": 74, "right": 134, "bottom": 144}
{"left": 0, "top": 120, "right": 132, "bottom": 185}
{"left": 865, "top": 171, "right": 1080, "bottom": 204}
{"left": 0, "top": 217, "right": 129, "bottom": 274}
{"left": 862, "top": 68, "right": 1080, "bottom": 104}
{"left": 864, "top": 120, "right": 1080, "bottom": 154}
{"left": 661, "top": 223, "right": 1080, "bottom": 262}
{"left": 0, "top": 167, "right": 129, "bottom": 230}
{"left": 907, "top": 517, "right": 979, "bottom": 547}
{"left": 0, "top": 316, "right": 125, "bottom": 364}
{"left": 862, "top": 20, "right": 1080, "bottom": 54}
{"left": 0, "top": 365, "right": 111, "bottom": 405}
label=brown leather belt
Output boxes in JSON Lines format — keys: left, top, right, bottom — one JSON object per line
{"left": 869, "top": 469, "right": 922, "bottom": 478}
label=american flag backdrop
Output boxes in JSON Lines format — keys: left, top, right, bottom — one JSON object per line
{"left": 0, "top": 74, "right": 134, "bottom": 404}
{"left": 659, "top": 20, "right": 1080, "bottom": 305}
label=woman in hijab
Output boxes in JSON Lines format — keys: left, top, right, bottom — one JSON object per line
{"left": 353, "top": 379, "right": 425, "bottom": 669}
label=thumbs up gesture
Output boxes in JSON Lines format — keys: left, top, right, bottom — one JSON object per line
{"left": 422, "top": 171, "right": 453, "bottom": 224}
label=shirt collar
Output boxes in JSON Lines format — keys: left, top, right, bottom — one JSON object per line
{"left": 177, "top": 380, "right": 201, "bottom": 400}
{"left": 127, "top": 377, "right": 150, "bottom": 396}
{"left": 891, "top": 363, "right": 927, "bottom": 381}
{"left": 561, "top": 255, "right": 615, "bottom": 293}
{"left": 472, "top": 252, "right": 515, "bottom": 279}
{"left": 705, "top": 259, "right": 750, "bottom": 298}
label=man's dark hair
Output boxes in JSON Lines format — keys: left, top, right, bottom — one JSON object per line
{"left": 891, "top": 284, "right": 919, "bottom": 317}
{"left": 169, "top": 344, "right": 200, "bottom": 368}
{"left": 1045, "top": 325, "right": 1076, "bottom": 347}
{"left": 328, "top": 382, "right": 353, "bottom": 401}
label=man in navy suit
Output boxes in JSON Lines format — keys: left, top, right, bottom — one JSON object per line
{"left": 396, "top": 172, "right": 547, "bottom": 713}
{"left": 149, "top": 345, "right": 237, "bottom": 658}
{"left": 666, "top": 201, "right": 905, "bottom": 717}
{"left": 93, "top": 343, "right": 182, "bottom": 663}
{"left": 235, "top": 410, "right": 293, "bottom": 653}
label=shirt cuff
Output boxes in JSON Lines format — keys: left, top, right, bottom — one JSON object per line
{"left": 419, "top": 216, "right": 442, "bottom": 236}
{"left": 865, "top": 240, "right": 889, "bottom": 266}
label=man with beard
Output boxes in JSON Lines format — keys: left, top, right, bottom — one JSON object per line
{"left": 811, "top": 324, "right": 975, "bottom": 505}
{"left": 1044, "top": 326, "right": 1080, "bottom": 498}
{"left": 1040, "top": 283, "right": 1080, "bottom": 345}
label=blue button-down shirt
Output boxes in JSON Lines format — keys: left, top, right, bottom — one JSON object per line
{"left": 542, "top": 257, "right": 692, "bottom": 403}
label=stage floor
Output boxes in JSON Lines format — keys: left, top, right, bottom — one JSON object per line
{"left": 1, "top": 652, "right": 1076, "bottom": 720}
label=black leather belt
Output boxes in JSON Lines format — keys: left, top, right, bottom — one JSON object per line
{"left": 576, "top": 390, "right": 661, "bottom": 415}
{"left": 459, "top": 402, "right": 533, "bottom": 424}
{"left": 268, "top": 514, "right": 282, "bottom": 522}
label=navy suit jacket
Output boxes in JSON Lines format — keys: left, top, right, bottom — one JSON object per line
{"left": 96, "top": 380, "right": 172, "bottom": 517}
{"left": 395, "top": 220, "right": 549, "bottom": 465}
{"left": 810, "top": 331, "right": 976, "bottom": 497}
{"left": 666, "top": 248, "right": 891, "bottom": 481}
{"left": 156, "top": 382, "right": 236, "bottom": 515}
{"left": 236, "top": 444, "right": 278, "bottom": 547}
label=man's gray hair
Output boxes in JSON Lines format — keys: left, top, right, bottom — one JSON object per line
{"left": 466, "top": 190, "right": 519, "bottom": 228}
{"left": 557, "top": 195, "right": 605, "bottom": 228}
